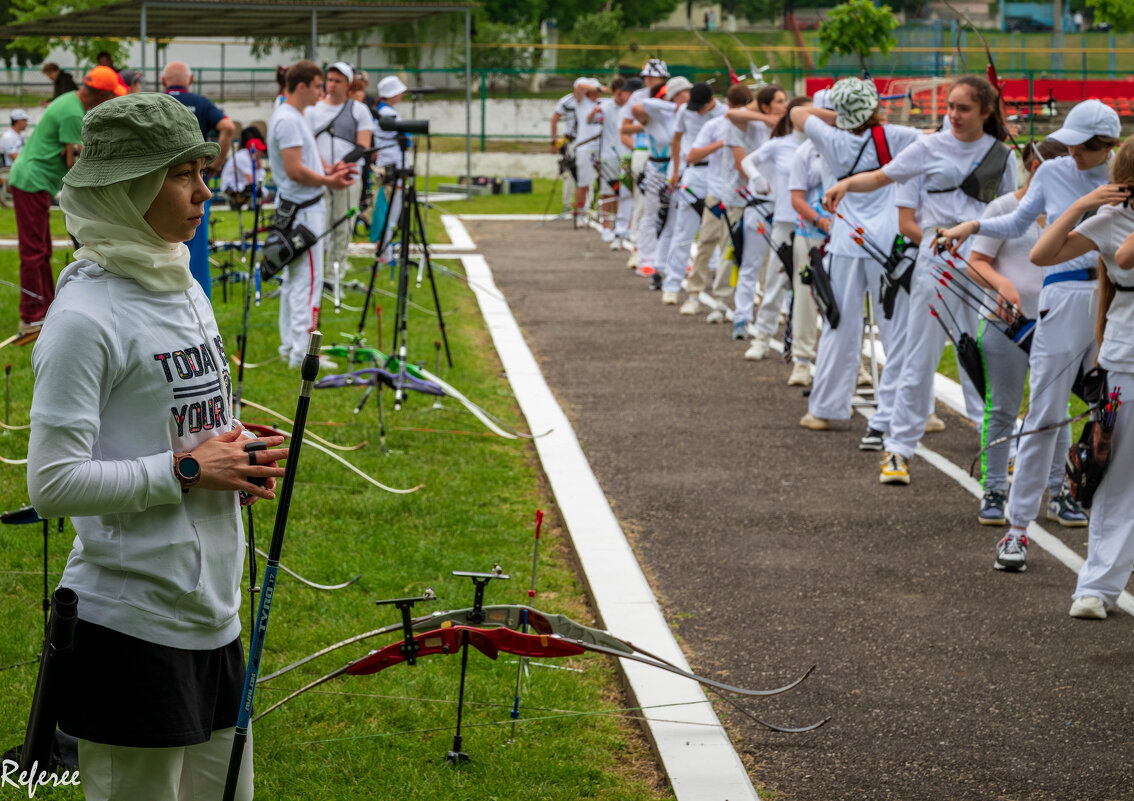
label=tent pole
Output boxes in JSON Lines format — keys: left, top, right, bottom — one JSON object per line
{"left": 140, "top": 3, "right": 147, "bottom": 90}
{"left": 465, "top": 8, "right": 471, "bottom": 198}
{"left": 310, "top": 10, "right": 317, "bottom": 60}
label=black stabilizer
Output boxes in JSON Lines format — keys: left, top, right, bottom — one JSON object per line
{"left": 20, "top": 587, "right": 78, "bottom": 774}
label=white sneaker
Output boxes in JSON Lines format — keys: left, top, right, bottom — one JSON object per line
{"left": 857, "top": 365, "right": 873, "bottom": 386}
{"left": 787, "top": 361, "right": 812, "bottom": 386}
{"left": 1069, "top": 596, "right": 1107, "bottom": 619}
{"left": 661, "top": 291, "right": 679, "bottom": 305}
{"left": 609, "top": 236, "right": 623, "bottom": 251}
{"left": 601, "top": 228, "right": 614, "bottom": 242}
{"left": 925, "top": 413, "right": 946, "bottom": 433}
{"left": 744, "top": 334, "right": 770, "bottom": 361}
{"left": 706, "top": 309, "right": 725, "bottom": 324}
{"left": 319, "top": 356, "right": 340, "bottom": 371}
{"left": 627, "top": 249, "right": 639, "bottom": 269}
{"left": 679, "top": 297, "right": 702, "bottom": 316}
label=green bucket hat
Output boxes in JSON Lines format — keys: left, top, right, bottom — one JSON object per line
{"left": 64, "top": 92, "right": 220, "bottom": 188}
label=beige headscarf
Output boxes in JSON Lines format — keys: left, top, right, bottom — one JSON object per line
{"left": 59, "top": 167, "right": 194, "bottom": 293}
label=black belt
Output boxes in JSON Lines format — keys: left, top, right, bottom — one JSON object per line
{"left": 690, "top": 162, "right": 708, "bottom": 167}
{"left": 648, "top": 156, "right": 670, "bottom": 163}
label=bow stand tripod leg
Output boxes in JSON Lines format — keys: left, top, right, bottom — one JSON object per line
{"left": 357, "top": 168, "right": 402, "bottom": 337}
{"left": 409, "top": 183, "right": 452, "bottom": 367}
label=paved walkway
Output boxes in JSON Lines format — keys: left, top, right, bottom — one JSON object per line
{"left": 467, "top": 217, "right": 1134, "bottom": 801}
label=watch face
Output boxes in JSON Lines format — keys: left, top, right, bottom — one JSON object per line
{"left": 180, "top": 456, "right": 201, "bottom": 480}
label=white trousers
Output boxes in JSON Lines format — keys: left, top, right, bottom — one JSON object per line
{"left": 662, "top": 193, "right": 704, "bottom": 293}
{"left": 978, "top": 318, "right": 1069, "bottom": 493}
{"left": 870, "top": 268, "right": 911, "bottom": 436}
{"left": 637, "top": 167, "right": 671, "bottom": 269}
{"left": 752, "top": 222, "right": 794, "bottom": 336}
{"left": 598, "top": 157, "right": 621, "bottom": 230}
{"left": 685, "top": 199, "right": 736, "bottom": 298}
{"left": 614, "top": 178, "right": 633, "bottom": 238}
{"left": 808, "top": 254, "right": 892, "bottom": 420}
{"left": 790, "top": 233, "right": 823, "bottom": 363}
{"left": 277, "top": 206, "right": 325, "bottom": 368}
{"left": 627, "top": 151, "right": 647, "bottom": 243}
{"left": 78, "top": 727, "right": 253, "bottom": 801}
{"left": 324, "top": 179, "right": 362, "bottom": 281}
{"left": 1074, "top": 368, "right": 1134, "bottom": 605}
{"left": 1007, "top": 282, "right": 1098, "bottom": 527}
{"left": 731, "top": 206, "right": 771, "bottom": 324}
{"left": 883, "top": 241, "right": 983, "bottom": 459}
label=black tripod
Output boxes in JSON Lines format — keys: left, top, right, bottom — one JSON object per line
{"left": 358, "top": 119, "right": 452, "bottom": 411}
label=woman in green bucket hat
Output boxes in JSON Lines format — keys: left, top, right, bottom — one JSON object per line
{"left": 26, "top": 93, "right": 288, "bottom": 800}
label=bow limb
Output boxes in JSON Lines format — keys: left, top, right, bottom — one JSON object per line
{"left": 241, "top": 420, "right": 423, "bottom": 494}
{"left": 969, "top": 407, "right": 1096, "bottom": 477}
{"left": 258, "top": 622, "right": 405, "bottom": 684}
{"left": 692, "top": 29, "right": 737, "bottom": 83}
{"left": 240, "top": 399, "right": 368, "bottom": 451}
{"left": 253, "top": 662, "right": 354, "bottom": 722}
{"left": 251, "top": 544, "right": 362, "bottom": 591}
{"left": 0, "top": 421, "right": 30, "bottom": 431}
{"left": 0, "top": 454, "right": 28, "bottom": 465}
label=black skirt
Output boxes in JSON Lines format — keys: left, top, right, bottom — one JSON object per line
{"left": 58, "top": 620, "right": 245, "bottom": 748}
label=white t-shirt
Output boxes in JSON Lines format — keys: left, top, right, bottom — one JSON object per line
{"left": 555, "top": 93, "right": 579, "bottom": 139}
{"left": 574, "top": 96, "right": 602, "bottom": 153}
{"left": 687, "top": 115, "right": 728, "bottom": 199}
{"left": 753, "top": 134, "right": 803, "bottom": 224}
{"left": 882, "top": 130, "right": 1017, "bottom": 230}
{"left": 640, "top": 98, "right": 676, "bottom": 164}
{"left": 220, "top": 149, "right": 255, "bottom": 193}
{"left": 622, "top": 87, "right": 650, "bottom": 150}
{"left": 788, "top": 139, "right": 829, "bottom": 239}
{"left": 0, "top": 128, "right": 24, "bottom": 166}
{"left": 306, "top": 98, "right": 375, "bottom": 170}
{"left": 673, "top": 101, "right": 726, "bottom": 166}
{"left": 805, "top": 116, "right": 920, "bottom": 257}
{"left": 267, "top": 102, "right": 325, "bottom": 205}
{"left": 1075, "top": 203, "right": 1134, "bottom": 371}
{"left": 597, "top": 98, "right": 628, "bottom": 159}
{"left": 970, "top": 192, "right": 1043, "bottom": 318}
{"left": 974, "top": 155, "right": 1106, "bottom": 280}
{"left": 720, "top": 119, "right": 770, "bottom": 207}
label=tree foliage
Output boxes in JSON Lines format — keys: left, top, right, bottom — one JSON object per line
{"left": 569, "top": 9, "right": 625, "bottom": 69}
{"left": 817, "top": 0, "right": 899, "bottom": 71}
{"left": 11, "top": 0, "right": 126, "bottom": 67}
{"left": 1086, "top": 0, "right": 1133, "bottom": 30}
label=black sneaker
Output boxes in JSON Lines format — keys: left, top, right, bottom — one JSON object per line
{"left": 995, "top": 530, "right": 1028, "bottom": 572}
{"left": 649, "top": 273, "right": 662, "bottom": 291}
{"left": 978, "top": 490, "right": 1008, "bottom": 526}
{"left": 859, "top": 427, "right": 884, "bottom": 451}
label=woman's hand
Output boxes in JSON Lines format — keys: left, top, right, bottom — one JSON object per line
{"left": 937, "top": 220, "right": 980, "bottom": 253}
{"left": 191, "top": 425, "right": 288, "bottom": 501}
{"left": 821, "top": 180, "right": 849, "bottom": 213}
{"left": 815, "top": 215, "right": 832, "bottom": 234}
{"left": 1077, "top": 183, "right": 1131, "bottom": 212}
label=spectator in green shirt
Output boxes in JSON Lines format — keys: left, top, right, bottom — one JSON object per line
{"left": 10, "top": 66, "right": 124, "bottom": 332}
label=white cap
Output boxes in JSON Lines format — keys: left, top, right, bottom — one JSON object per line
{"left": 641, "top": 58, "right": 669, "bottom": 78}
{"left": 664, "top": 76, "right": 693, "bottom": 98}
{"left": 378, "top": 75, "right": 408, "bottom": 98}
{"left": 10, "top": 109, "right": 28, "bottom": 121}
{"left": 573, "top": 76, "right": 599, "bottom": 90}
{"left": 1048, "top": 99, "right": 1121, "bottom": 145}
{"left": 812, "top": 88, "right": 834, "bottom": 111}
{"left": 327, "top": 61, "right": 354, "bottom": 85}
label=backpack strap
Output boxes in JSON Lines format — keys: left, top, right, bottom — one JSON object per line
{"left": 837, "top": 126, "right": 890, "bottom": 180}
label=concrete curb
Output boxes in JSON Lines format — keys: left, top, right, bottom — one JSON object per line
{"left": 451, "top": 216, "right": 760, "bottom": 801}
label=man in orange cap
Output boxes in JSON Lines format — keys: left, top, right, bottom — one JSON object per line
{"left": 9, "top": 66, "right": 123, "bottom": 334}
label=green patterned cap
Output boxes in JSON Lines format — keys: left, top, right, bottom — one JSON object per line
{"left": 829, "top": 77, "right": 879, "bottom": 130}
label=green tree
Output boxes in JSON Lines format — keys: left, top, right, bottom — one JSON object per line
{"left": 817, "top": 0, "right": 899, "bottom": 72}
{"left": 1087, "top": 0, "right": 1133, "bottom": 30}
{"left": 569, "top": 9, "right": 624, "bottom": 70}
{"left": 11, "top": 0, "right": 127, "bottom": 67}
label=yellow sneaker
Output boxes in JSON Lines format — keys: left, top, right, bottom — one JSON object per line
{"left": 879, "top": 452, "right": 910, "bottom": 485}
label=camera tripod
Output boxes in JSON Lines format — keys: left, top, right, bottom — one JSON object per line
{"left": 358, "top": 122, "right": 452, "bottom": 411}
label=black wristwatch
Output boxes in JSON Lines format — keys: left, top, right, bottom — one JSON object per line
{"left": 173, "top": 452, "right": 201, "bottom": 493}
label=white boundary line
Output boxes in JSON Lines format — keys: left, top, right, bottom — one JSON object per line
{"left": 450, "top": 218, "right": 761, "bottom": 801}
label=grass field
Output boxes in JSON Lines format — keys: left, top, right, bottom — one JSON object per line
{"left": 0, "top": 204, "right": 672, "bottom": 800}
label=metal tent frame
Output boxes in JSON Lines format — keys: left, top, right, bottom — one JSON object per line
{"left": 0, "top": 0, "right": 476, "bottom": 188}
